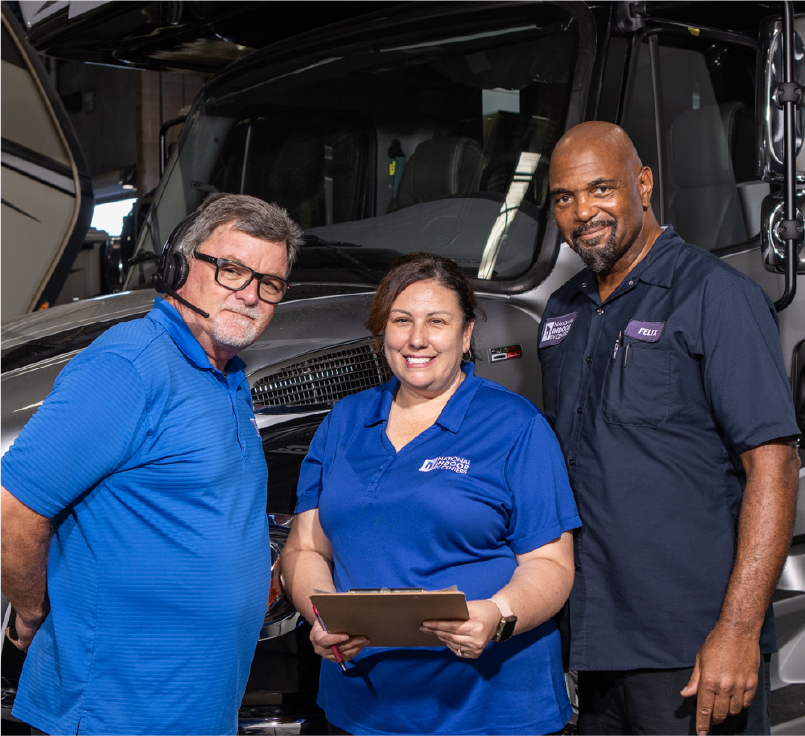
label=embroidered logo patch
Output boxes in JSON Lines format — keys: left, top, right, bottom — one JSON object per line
{"left": 540, "top": 312, "right": 578, "bottom": 347}
{"left": 419, "top": 456, "right": 470, "bottom": 474}
{"left": 624, "top": 319, "right": 665, "bottom": 342}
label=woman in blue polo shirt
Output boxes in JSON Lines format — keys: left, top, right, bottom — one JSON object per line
{"left": 282, "top": 253, "right": 581, "bottom": 735}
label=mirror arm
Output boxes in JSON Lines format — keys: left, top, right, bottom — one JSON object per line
{"left": 775, "top": 0, "right": 802, "bottom": 312}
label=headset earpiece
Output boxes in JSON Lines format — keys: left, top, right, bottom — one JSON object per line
{"left": 163, "top": 252, "right": 190, "bottom": 291}
{"left": 154, "top": 211, "right": 201, "bottom": 293}
{"left": 152, "top": 210, "right": 210, "bottom": 318}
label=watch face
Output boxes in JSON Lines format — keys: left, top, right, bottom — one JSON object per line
{"left": 494, "top": 615, "right": 517, "bottom": 642}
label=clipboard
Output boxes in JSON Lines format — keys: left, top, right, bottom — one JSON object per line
{"left": 310, "top": 587, "right": 469, "bottom": 647}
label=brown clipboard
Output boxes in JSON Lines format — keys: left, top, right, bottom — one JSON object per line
{"left": 310, "top": 588, "right": 469, "bottom": 647}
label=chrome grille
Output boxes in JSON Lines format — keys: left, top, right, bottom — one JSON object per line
{"left": 251, "top": 340, "right": 391, "bottom": 409}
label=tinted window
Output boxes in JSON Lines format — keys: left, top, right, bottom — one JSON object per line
{"left": 623, "top": 33, "right": 765, "bottom": 250}
{"left": 127, "top": 6, "right": 578, "bottom": 288}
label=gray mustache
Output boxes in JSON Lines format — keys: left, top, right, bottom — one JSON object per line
{"left": 222, "top": 306, "right": 261, "bottom": 319}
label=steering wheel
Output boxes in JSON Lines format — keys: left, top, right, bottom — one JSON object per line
{"left": 479, "top": 151, "right": 521, "bottom": 192}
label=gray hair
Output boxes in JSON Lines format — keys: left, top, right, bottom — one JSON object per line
{"left": 174, "top": 193, "right": 303, "bottom": 269}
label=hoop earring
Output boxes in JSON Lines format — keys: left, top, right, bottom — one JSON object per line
{"left": 462, "top": 350, "right": 472, "bottom": 363}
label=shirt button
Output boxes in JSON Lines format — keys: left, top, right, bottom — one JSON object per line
{"left": 586, "top": 356, "right": 593, "bottom": 364}
{"left": 582, "top": 282, "right": 587, "bottom": 287}
{"left": 577, "top": 407, "right": 583, "bottom": 414}
{"left": 372, "top": 477, "right": 378, "bottom": 483}
{"left": 568, "top": 458, "right": 576, "bottom": 466}
{"left": 596, "top": 308, "right": 604, "bottom": 315}
{"left": 629, "top": 280, "right": 634, "bottom": 285}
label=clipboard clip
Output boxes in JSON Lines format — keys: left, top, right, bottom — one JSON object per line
{"left": 348, "top": 588, "right": 426, "bottom": 593}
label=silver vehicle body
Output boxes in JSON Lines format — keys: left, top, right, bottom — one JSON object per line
{"left": 2, "top": 2, "right": 804, "bottom": 732}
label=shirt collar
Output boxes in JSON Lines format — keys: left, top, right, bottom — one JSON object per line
{"left": 147, "top": 297, "right": 246, "bottom": 377}
{"left": 631, "top": 225, "right": 680, "bottom": 288}
{"left": 364, "top": 361, "right": 482, "bottom": 433}
{"left": 572, "top": 225, "right": 682, "bottom": 301}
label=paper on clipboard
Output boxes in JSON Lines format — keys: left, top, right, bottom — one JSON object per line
{"left": 310, "top": 586, "right": 469, "bottom": 647}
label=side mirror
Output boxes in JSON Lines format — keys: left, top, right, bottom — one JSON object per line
{"left": 760, "top": 192, "right": 805, "bottom": 272}
{"left": 757, "top": 15, "right": 805, "bottom": 182}
{"left": 758, "top": 13, "right": 805, "bottom": 275}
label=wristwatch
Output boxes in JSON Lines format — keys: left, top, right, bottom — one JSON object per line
{"left": 492, "top": 614, "right": 517, "bottom": 642}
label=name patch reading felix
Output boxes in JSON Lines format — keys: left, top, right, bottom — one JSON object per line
{"left": 624, "top": 319, "right": 665, "bottom": 342}
{"left": 540, "top": 312, "right": 578, "bottom": 348}
{"left": 419, "top": 456, "right": 470, "bottom": 474}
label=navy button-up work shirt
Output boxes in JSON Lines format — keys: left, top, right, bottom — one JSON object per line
{"left": 538, "top": 227, "right": 800, "bottom": 671}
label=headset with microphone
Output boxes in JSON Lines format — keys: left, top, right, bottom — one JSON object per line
{"left": 152, "top": 211, "right": 210, "bottom": 318}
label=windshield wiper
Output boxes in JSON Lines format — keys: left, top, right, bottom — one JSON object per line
{"left": 301, "top": 234, "right": 383, "bottom": 283}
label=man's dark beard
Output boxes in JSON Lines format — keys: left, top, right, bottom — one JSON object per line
{"left": 570, "top": 219, "right": 618, "bottom": 273}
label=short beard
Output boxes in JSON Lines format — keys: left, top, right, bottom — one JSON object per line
{"left": 209, "top": 305, "right": 262, "bottom": 349}
{"left": 570, "top": 219, "right": 619, "bottom": 273}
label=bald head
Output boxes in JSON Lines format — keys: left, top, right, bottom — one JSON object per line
{"left": 548, "top": 121, "right": 661, "bottom": 279}
{"left": 551, "top": 122, "right": 643, "bottom": 180}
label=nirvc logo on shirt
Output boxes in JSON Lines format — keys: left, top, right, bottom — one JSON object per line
{"left": 419, "top": 456, "right": 470, "bottom": 474}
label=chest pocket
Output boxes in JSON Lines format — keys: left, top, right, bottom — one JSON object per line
{"left": 601, "top": 344, "right": 672, "bottom": 428}
{"left": 539, "top": 345, "right": 567, "bottom": 421}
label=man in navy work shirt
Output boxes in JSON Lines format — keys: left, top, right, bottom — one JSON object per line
{"left": 1, "top": 194, "right": 303, "bottom": 735}
{"left": 539, "top": 122, "right": 800, "bottom": 736}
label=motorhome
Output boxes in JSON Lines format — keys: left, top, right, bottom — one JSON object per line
{"left": 2, "top": 2, "right": 803, "bottom": 732}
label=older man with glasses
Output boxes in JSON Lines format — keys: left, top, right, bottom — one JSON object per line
{"left": 1, "top": 194, "right": 303, "bottom": 735}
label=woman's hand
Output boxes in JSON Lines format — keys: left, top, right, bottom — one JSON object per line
{"left": 310, "top": 621, "right": 370, "bottom": 663}
{"left": 419, "top": 599, "right": 501, "bottom": 659}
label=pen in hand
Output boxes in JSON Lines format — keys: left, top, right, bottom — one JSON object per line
{"left": 311, "top": 603, "right": 347, "bottom": 673}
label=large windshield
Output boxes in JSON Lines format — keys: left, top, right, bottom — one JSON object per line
{"left": 126, "top": 5, "right": 577, "bottom": 290}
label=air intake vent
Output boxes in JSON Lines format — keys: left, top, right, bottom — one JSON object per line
{"left": 251, "top": 340, "right": 391, "bottom": 410}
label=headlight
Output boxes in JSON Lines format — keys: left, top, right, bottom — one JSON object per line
{"left": 260, "top": 519, "right": 301, "bottom": 640}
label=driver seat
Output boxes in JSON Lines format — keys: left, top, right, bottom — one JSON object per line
{"left": 387, "top": 136, "right": 486, "bottom": 213}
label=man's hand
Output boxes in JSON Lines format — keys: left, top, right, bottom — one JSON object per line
{"left": 680, "top": 438, "right": 798, "bottom": 735}
{"left": 1, "top": 487, "right": 52, "bottom": 653}
{"left": 681, "top": 626, "right": 760, "bottom": 735}
{"left": 6, "top": 610, "right": 45, "bottom": 653}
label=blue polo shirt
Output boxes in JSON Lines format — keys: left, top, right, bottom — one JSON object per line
{"left": 295, "top": 363, "right": 581, "bottom": 735}
{"left": 2, "top": 298, "right": 270, "bottom": 735}
{"left": 538, "top": 226, "right": 800, "bottom": 671}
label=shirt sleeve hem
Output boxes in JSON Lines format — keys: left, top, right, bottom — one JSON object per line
{"left": 730, "top": 424, "right": 802, "bottom": 456}
{"left": 510, "top": 513, "right": 581, "bottom": 556}
{"left": 1, "top": 474, "right": 62, "bottom": 519}
{"left": 293, "top": 495, "right": 319, "bottom": 515}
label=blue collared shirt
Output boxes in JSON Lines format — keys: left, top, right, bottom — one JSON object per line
{"left": 3, "top": 298, "right": 270, "bottom": 735}
{"left": 538, "top": 226, "right": 800, "bottom": 671}
{"left": 295, "top": 363, "right": 581, "bottom": 735}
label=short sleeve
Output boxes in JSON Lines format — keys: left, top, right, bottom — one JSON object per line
{"left": 699, "top": 281, "right": 800, "bottom": 455}
{"left": 504, "top": 412, "right": 581, "bottom": 554}
{"left": 1, "top": 351, "right": 148, "bottom": 518}
{"left": 294, "top": 411, "right": 334, "bottom": 514}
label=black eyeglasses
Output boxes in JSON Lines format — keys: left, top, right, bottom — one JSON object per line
{"left": 194, "top": 252, "right": 290, "bottom": 304}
